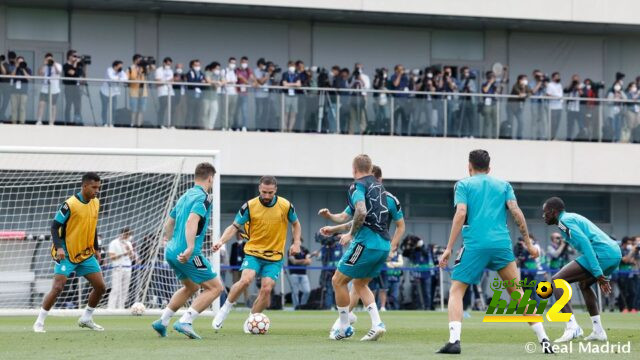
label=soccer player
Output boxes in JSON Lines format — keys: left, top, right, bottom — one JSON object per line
{"left": 437, "top": 150, "right": 553, "bottom": 354}
{"left": 212, "top": 175, "right": 301, "bottom": 332}
{"left": 151, "top": 163, "right": 224, "bottom": 339}
{"left": 321, "top": 155, "right": 392, "bottom": 341}
{"left": 33, "top": 172, "right": 106, "bottom": 333}
{"left": 319, "top": 164, "right": 405, "bottom": 334}
{"left": 542, "top": 196, "right": 621, "bottom": 342}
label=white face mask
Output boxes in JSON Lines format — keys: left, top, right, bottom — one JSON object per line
{"left": 521, "top": 79, "right": 528, "bottom": 86}
{"left": 193, "top": 66, "right": 201, "bottom": 72}
{"left": 164, "top": 65, "right": 171, "bottom": 70}
{"left": 614, "top": 84, "right": 622, "bottom": 92}
{"left": 228, "top": 63, "right": 236, "bottom": 70}
{"left": 241, "top": 63, "right": 248, "bottom": 69}
{"left": 175, "top": 68, "right": 183, "bottom": 74}
{"left": 586, "top": 84, "right": 591, "bottom": 90}
{"left": 288, "top": 66, "right": 295, "bottom": 73}
{"left": 213, "top": 69, "right": 220, "bottom": 75}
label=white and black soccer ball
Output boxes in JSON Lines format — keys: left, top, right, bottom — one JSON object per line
{"left": 130, "top": 302, "right": 146, "bottom": 316}
{"left": 245, "top": 313, "right": 270, "bottom": 335}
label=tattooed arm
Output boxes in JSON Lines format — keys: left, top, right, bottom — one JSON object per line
{"left": 507, "top": 199, "right": 538, "bottom": 258}
{"left": 338, "top": 201, "right": 366, "bottom": 245}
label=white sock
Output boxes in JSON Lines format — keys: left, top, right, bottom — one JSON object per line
{"left": 36, "top": 308, "right": 48, "bottom": 325}
{"left": 160, "top": 308, "right": 175, "bottom": 326}
{"left": 365, "top": 302, "right": 382, "bottom": 327}
{"left": 80, "top": 306, "right": 95, "bottom": 322}
{"left": 530, "top": 323, "right": 548, "bottom": 342}
{"left": 179, "top": 307, "right": 200, "bottom": 324}
{"left": 591, "top": 315, "right": 603, "bottom": 333}
{"left": 221, "top": 300, "right": 235, "bottom": 314}
{"left": 337, "top": 306, "right": 350, "bottom": 329}
{"left": 566, "top": 314, "right": 578, "bottom": 329}
{"left": 449, "top": 321, "right": 462, "bottom": 343}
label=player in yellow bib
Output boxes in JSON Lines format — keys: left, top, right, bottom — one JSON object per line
{"left": 33, "top": 172, "right": 107, "bottom": 333}
{"left": 212, "top": 176, "right": 301, "bottom": 332}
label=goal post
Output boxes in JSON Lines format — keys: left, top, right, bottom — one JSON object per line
{"left": 0, "top": 146, "right": 221, "bottom": 316}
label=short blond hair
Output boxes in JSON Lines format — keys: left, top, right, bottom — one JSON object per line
{"left": 353, "top": 154, "right": 372, "bottom": 173}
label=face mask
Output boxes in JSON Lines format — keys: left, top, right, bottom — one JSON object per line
{"left": 426, "top": 73, "right": 433, "bottom": 79}
{"left": 632, "top": 87, "right": 638, "bottom": 93}
{"left": 193, "top": 66, "right": 201, "bottom": 72}
{"left": 176, "top": 68, "right": 183, "bottom": 74}
{"left": 288, "top": 66, "right": 295, "bottom": 73}
{"left": 614, "top": 84, "right": 622, "bottom": 92}
{"left": 627, "top": 244, "right": 633, "bottom": 251}
{"left": 586, "top": 84, "right": 591, "bottom": 90}
{"left": 229, "top": 63, "right": 236, "bottom": 70}
{"left": 555, "top": 78, "right": 561, "bottom": 83}
{"left": 521, "top": 79, "right": 528, "bottom": 86}
{"left": 164, "top": 65, "right": 171, "bottom": 70}
{"left": 241, "top": 63, "right": 248, "bottom": 69}
{"left": 259, "top": 64, "right": 266, "bottom": 70}
{"left": 213, "top": 69, "right": 221, "bottom": 75}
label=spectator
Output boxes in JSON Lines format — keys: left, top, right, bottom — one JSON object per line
{"left": 440, "top": 66, "right": 459, "bottom": 137}
{"left": 316, "top": 230, "right": 343, "bottom": 309}
{"left": 263, "top": 61, "right": 281, "bottom": 131}
{"left": 388, "top": 64, "right": 410, "bottom": 135}
{"left": 222, "top": 57, "right": 238, "bottom": 130}
{"left": 99, "top": 60, "right": 127, "bottom": 126}
{"left": 282, "top": 60, "right": 301, "bottom": 132}
{"left": 480, "top": 70, "right": 498, "bottom": 138}
{"left": 185, "top": 59, "right": 206, "bottom": 129}
{"left": 62, "top": 50, "right": 84, "bottom": 125}
{"left": 505, "top": 74, "right": 531, "bottom": 139}
{"left": 606, "top": 73, "right": 627, "bottom": 142}
{"left": 203, "top": 61, "right": 224, "bottom": 130}
{"left": 288, "top": 237, "right": 313, "bottom": 309}
{"left": 348, "top": 63, "right": 368, "bottom": 134}
{"left": 170, "top": 63, "right": 186, "bottom": 128}
{"left": 514, "top": 235, "right": 546, "bottom": 304}
{"left": 372, "top": 67, "right": 390, "bottom": 134}
{"left": 36, "top": 53, "right": 63, "bottom": 125}
{"left": 127, "top": 54, "right": 151, "bottom": 127}
{"left": 0, "top": 52, "right": 16, "bottom": 121}
{"left": 402, "top": 234, "right": 435, "bottom": 310}
{"left": 409, "top": 68, "right": 427, "bottom": 136}
{"left": 546, "top": 71, "right": 564, "bottom": 140}
{"left": 582, "top": 78, "right": 600, "bottom": 141}
{"left": 620, "top": 237, "right": 639, "bottom": 312}
{"left": 9, "top": 56, "right": 31, "bottom": 124}
{"left": 530, "top": 69, "right": 548, "bottom": 140}
{"left": 107, "top": 228, "right": 136, "bottom": 309}
{"left": 385, "top": 248, "right": 404, "bottom": 310}
{"left": 624, "top": 82, "right": 640, "bottom": 143}
{"left": 295, "top": 60, "right": 312, "bottom": 131}
{"left": 229, "top": 232, "right": 249, "bottom": 306}
{"left": 546, "top": 232, "right": 573, "bottom": 271}
{"left": 254, "top": 58, "right": 270, "bottom": 130}
{"left": 458, "top": 66, "right": 477, "bottom": 138}
{"left": 234, "top": 56, "right": 253, "bottom": 131}
{"left": 324, "top": 65, "right": 341, "bottom": 133}
{"left": 565, "top": 74, "right": 584, "bottom": 141}
{"left": 154, "top": 57, "right": 174, "bottom": 128}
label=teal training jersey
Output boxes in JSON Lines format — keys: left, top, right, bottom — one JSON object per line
{"left": 454, "top": 174, "right": 516, "bottom": 249}
{"left": 557, "top": 211, "right": 622, "bottom": 278}
{"left": 344, "top": 192, "right": 404, "bottom": 223}
{"left": 166, "top": 185, "right": 212, "bottom": 257}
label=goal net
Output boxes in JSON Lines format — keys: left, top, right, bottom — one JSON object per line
{"left": 0, "top": 146, "right": 220, "bottom": 314}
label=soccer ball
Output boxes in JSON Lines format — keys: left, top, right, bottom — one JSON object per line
{"left": 130, "top": 302, "right": 146, "bottom": 316}
{"left": 245, "top": 313, "right": 270, "bottom": 335}
{"left": 536, "top": 281, "right": 554, "bottom": 299}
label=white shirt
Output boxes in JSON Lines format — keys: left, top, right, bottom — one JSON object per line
{"left": 100, "top": 67, "right": 128, "bottom": 97}
{"left": 155, "top": 66, "right": 174, "bottom": 97}
{"left": 546, "top": 82, "right": 564, "bottom": 110}
{"left": 40, "top": 63, "right": 63, "bottom": 95}
{"left": 108, "top": 237, "right": 133, "bottom": 268}
{"left": 223, "top": 68, "right": 237, "bottom": 95}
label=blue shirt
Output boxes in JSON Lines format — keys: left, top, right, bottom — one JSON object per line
{"left": 557, "top": 211, "right": 622, "bottom": 278}
{"left": 454, "top": 174, "right": 516, "bottom": 249}
{"left": 166, "top": 185, "right": 212, "bottom": 257}
{"left": 388, "top": 74, "right": 410, "bottom": 98}
{"left": 233, "top": 196, "right": 298, "bottom": 225}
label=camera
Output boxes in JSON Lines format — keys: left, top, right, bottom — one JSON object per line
{"left": 19, "top": 61, "right": 27, "bottom": 69}
{"left": 315, "top": 231, "right": 338, "bottom": 247}
{"left": 400, "top": 234, "right": 424, "bottom": 257}
{"left": 317, "top": 67, "right": 331, "bottom": 88}
{"left": 0, "top": 55, "right": 5, "bottom": 62}
{"left": 47, "top": 58, "right": 54, "bottom": 66}
{"left": 79, "top": 55, "right": 92, "bottom": 65}
{"left": 139, "top": 56, "right": 155, "bottom": 68}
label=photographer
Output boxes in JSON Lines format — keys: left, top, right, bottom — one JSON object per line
{"left": 203, "top": 61, "right": 224, "bottom": 130}
{"left": 505, "top": 74, "right": 531, "bottom": 139}
{"left": 348, "top": 63, "right": 368, "bottom": 135}
{"left": 372, "top": 67, "right": 390, "bottom": 134}
{"left": 564, "top": 74, "right": 584, "bottom": 141}
{"left": 458, "top": 67, "right": 477, "bottom": 138}
{"left": 0, "top": 52, "right": 13, "bottom": 121}
{"left": 99, "top": 60, "right": 128, "bottom": 126}
{"left": 186, "top": 59, "right": 206, "bottom": 129}
{"left": 440, "top": 66, "right": 459, "bottom": 137}
{"left": 514, "top": 235, "right": 546, "bottom": 303}
{"left": 388, "top": 64, "right": 410, "bottom": 135}
{"left": 546, "top": 72, "right": 564, "bottom": 140}
{"left": 288, "top": 237, "right": 315, "bottom": 309}
{"left": 234, "top": 56, "right": 254, "bottom": 132}
{"left": 315, "top": 230, "right": 343, "bottom": 309}
{"left": 127, "top": 54, "right": 153, "bottom": 127}
{"left": 582, "top": 78, "right": 603, "bottom": 141}
{"left": 155, "top": 57, "right": 174, "bottom": 128}
{"left": 530, "top": 70, "right": 548, "bottom": 140}
{"left": 620, "top": 236, "right": 640, "bottom": 312}
{"left": 606, "top": 72, "right": 627, "bottom": 142}
{"left": 385, "top": 248, "right": 404, "bottom": 310}
{"left": 480, "top": 71, "right": 499, "bottom": 139}
{"left": 62, "top": 50, "right": 84, "bottom": 125}
{"left": 36, "top": 53, "right": 63, "bottom": 125}
{"left": 254, "top": 58, "right": 270, "bottom": 130}
{"left": 10, "top": 56, "right": 32, "bottom": 124}
{"left": 401, "top": 234, "right": 436, "bottom": 310}
{"left": 624, "top": 82, "right": 640, "bottom": 143}
{"left": 409, "top": 68, "right": 425, "bottom": 136}
{"left": 281, "top": 60, "right": 301, "bottom": 132}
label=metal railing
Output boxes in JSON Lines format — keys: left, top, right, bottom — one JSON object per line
{"left": 1, "top": 74, "right": 638, "bottom": 143}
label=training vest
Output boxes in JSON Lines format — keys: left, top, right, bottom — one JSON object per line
{"left": 242, "top": 196, "right": 293, "bottom": 261}
{"left": 51, "top": 194, "right": 99, "bottom": 263}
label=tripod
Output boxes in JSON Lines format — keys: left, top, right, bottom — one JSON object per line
{"left": 317, "top": 90, "right": 336, "bottom": 133}
{"left": 82, "top": 82, "right": 97, "bottom": 126}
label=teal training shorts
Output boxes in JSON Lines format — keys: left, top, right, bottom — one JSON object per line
{"left": 165, "top": 250, "right": 217, "bottom": 284}
{"left": 54, "top": 255, "right": 101, "bottom": 277}
{"left": 338, "top": 242, "right": 389, "bottom": 279}
{"left": 240, "top": 254, "right": 284, "bottom": 280}
{"left": 451, "top": 246, "right": 515, "bottom": 285}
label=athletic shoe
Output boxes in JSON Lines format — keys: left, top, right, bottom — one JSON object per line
{"left": 584, "top": 330, "right": 607, "bottom": 341}
{"left": 330, "top": 312, "right": 357, "bottom": 335}
{"left": 243, "top": 317, "right": 251, "bottom": 334}
{"left": 554, "top": 326, "right": 583, "bottom": 342}
{"left": 212, "top": 310, "right": 228, "bottom": 332}
{"left": 151, "top": 319, "right": 167, "bottom": 337}
{"left": 33, "top": 322, "right": 45, "bottom": 333}
{"left": 541, "top": 338, "right": 555, "bottom": 354}
{"left": 173, "top": 322, "right": 201, "bottom": 339}
{"left": 436, "top": 340, "right": 461, "bottom": 354}
{"left": 380, "top": 307, "right": 387, "bottom": 312}
{"left": 329, "top": 325, "right": 354, "bottom": 340}
{"left": 78, "top": 318, "right": 104, "bottom": 331}
{"left": 463, "top": 311, "right": 471, "bottom": 319}
{"left": 360, "top": 323, "right": 386, "bottom": 341}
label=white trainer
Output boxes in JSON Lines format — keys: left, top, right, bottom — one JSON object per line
{"left": 584, "top": 330, "right": 607, "bottom": 341}
{"left": 329, "top": 325, "right": 354, "bottom": 340}
{"left": 33, "top": 322, "right": 45, "bottom": 333}
{"left": 554, "top": 326, "right": 583, "bottom": 342}
{"left": 212, "top": 310, "right": 228, "bottom": 332}
{"left": 360, "top": 322, "right": 386, "bottom": 341}
{"left": 78, "top": 318, "right": 104, "bottom": 331}
{"left": 329, "top": 312, "right": 357, "bottom": 335}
